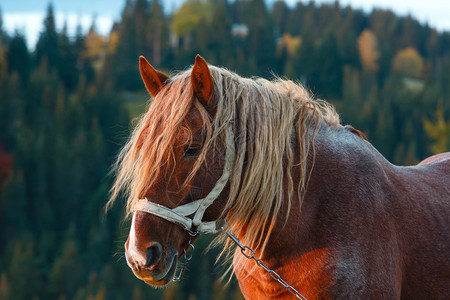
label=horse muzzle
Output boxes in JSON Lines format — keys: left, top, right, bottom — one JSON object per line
{"left": 125, "top": 239, "right": 179, "bottom": 286}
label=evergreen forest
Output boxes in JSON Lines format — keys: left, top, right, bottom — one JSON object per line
{"left": 0, "top": 0, "right": 449, "bottom": 299}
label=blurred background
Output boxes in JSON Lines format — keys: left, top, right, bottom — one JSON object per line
{"left": 0, "top": 0, "right": 449, "bottom": 299}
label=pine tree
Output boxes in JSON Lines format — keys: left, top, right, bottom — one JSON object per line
{"left": 245, "top": 0, "right": 276, "bottom": 76}
{"left": 147, "top": 0, "right": 166, "bottom": 66}
{"left": 35, "top": 4, "right": 59, "bottom": 71}
{"left": 6, "top": 31, "right": 30, "bottom": 83}
{"left": 273, "top": 0, "right": 289, "bottom": 37}
{"left": 114, "top": 0, "right": 140, "bottom": 90}
{"left": 0, "top": 11, "right": 9, "bottom": 80}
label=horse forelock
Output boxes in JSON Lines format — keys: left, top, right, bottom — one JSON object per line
{"left": 109, "top": 64, "right": 340, "bottom": 268}
{"left": 110, "top": 72, "right": 199, "bottom": 213}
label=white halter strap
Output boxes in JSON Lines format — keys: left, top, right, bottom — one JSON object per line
{"left": 133, "top": 125, "right": 235, "bottom": 235}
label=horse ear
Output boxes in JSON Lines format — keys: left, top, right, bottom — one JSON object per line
{"left": 139, "top": 56, "right": 169, "bottom": 98}
{"left": 191, "top": 55, "right": 214, "bottom": 108}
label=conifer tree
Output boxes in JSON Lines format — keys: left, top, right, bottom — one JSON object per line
{"left": 7, "top": 32, "right": 29, "bottom": 83}
{"left": 35, "top": 4, "right": 59, "bottom": 71}
{"left": 148, "top": 0, "right": 166, "bottom": 66}
{"left": 58, "top": 23, "right": 79, "bottom": 89}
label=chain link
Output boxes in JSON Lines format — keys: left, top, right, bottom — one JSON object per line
{"left": 226, "top": 231, "right": 307, "bottom": 300}
{"left": 173, "top": 236, "right": 196, "bottom": 282}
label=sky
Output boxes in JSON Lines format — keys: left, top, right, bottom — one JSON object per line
{"left": 2, "top": 0, "right": 450, "bottom": 49}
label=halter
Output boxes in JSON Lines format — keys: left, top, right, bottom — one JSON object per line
{"left": 133, "top": 125, "right": 235, "bottom": 235}
{"left": 131, "top": 124, "right": 307, "bottom": 298}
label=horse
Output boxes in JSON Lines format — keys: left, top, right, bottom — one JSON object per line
{"left": 109, "top": 55, "right": 450, "bottom": 299}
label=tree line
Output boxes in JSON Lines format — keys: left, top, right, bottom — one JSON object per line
{"left": 0, "top": 0, "right": 449, "bottom": 299}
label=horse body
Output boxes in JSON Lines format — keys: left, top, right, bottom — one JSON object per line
{"left": 110, "top": 55, "right": 450, "bottom": 299}
{"left": 393, "top": 160, "right": 450, "bottom": 299}
{"left": 234, "top": 123, "right": 450, "bottom": 299}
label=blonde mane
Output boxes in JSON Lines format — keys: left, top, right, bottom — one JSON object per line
{"left": 109, "top": 65, "right": 340, "bottom": 267}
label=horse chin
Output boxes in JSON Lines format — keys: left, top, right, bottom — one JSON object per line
{"left": 140, "top": 255, "right": 178, "bottom": 287}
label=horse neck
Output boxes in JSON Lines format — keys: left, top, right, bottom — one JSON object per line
{"left": 252, "top": 122, "right": 396, "bottom": 260}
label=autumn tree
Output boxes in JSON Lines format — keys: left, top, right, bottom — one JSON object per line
{"left": 392, "top": 47, "right": 424, "bottom": 78}
{"left": 358, "top": 29, "right": 380, "bottom": 71}
{"left": 424, "top": 104, "right": 450, "bottom": 154}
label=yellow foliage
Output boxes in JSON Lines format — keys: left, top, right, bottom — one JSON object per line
{"left": 171, "top": 0, "right": 212, "bottom": 36}
{"left": 94, "top": 286, "right": 106, "bottom": 300}
{"left": 83, "top": 29, "right": 106, "bottom": 71}
{"left": 282, "top": 33, "right": 302, "bottom": 57}
{"left": 84, "top": 30, "right": 106, "bottom": 59}
{"left": 357, "top": 29, "right": 379, "bottom": 71}
{"left": 108, "top": 30, "right": 120, "bottom": 54}
{"left": 393, "top": 47, "right": 424, "bottom": 78}
{"left": 423, "top": 105, "right": 450, "bottom": 154}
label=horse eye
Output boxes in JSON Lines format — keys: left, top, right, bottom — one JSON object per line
{"left": 183, "top": 146, "right": 200, "bottom": 157}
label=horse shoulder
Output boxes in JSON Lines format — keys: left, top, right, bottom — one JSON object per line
{"left": 233, "top": 248, "right": 340, "bottom": 299}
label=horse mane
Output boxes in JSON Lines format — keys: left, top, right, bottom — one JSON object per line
{"left": 344, "top": 125, "right": 367, "bottom": 140}
{"left": 109, "top": 65, "right": 340, "bottom": 264}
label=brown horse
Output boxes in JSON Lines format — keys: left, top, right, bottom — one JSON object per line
{"left": 109, "top": 55, "right": 450, "bottom": 299}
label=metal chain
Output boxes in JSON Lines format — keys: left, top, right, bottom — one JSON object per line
{"left": 226, "top": 231, "right": 308, "bottom": 300}
{"left": 173, "top": 230, "right": 198, "bottom": 282}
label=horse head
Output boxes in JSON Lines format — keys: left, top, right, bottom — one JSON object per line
{"left": 117, "top": 55, "right": 231, "bottom": 286}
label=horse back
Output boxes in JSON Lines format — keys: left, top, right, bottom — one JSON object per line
{"left": 418, "top": 152, "right": 450, "bottom": 166}
{"left": 394, "top": 153, "right": 450, "bottom": 298}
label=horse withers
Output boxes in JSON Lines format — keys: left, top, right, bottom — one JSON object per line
{"left": 109, "top": 55, "right": 450, "bottom": 299}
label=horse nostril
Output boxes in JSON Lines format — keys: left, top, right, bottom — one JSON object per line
{"left": 145, "top": 242, "right": 162, "bottom": 268}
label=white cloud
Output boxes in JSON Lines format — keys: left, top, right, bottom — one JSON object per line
{"left": 3, "top": 12, "right": 114, "bottom": 49}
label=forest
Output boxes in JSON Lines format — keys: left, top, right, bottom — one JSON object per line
{"left": 0, "top": 0, "right": 449, "bottom": 299}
